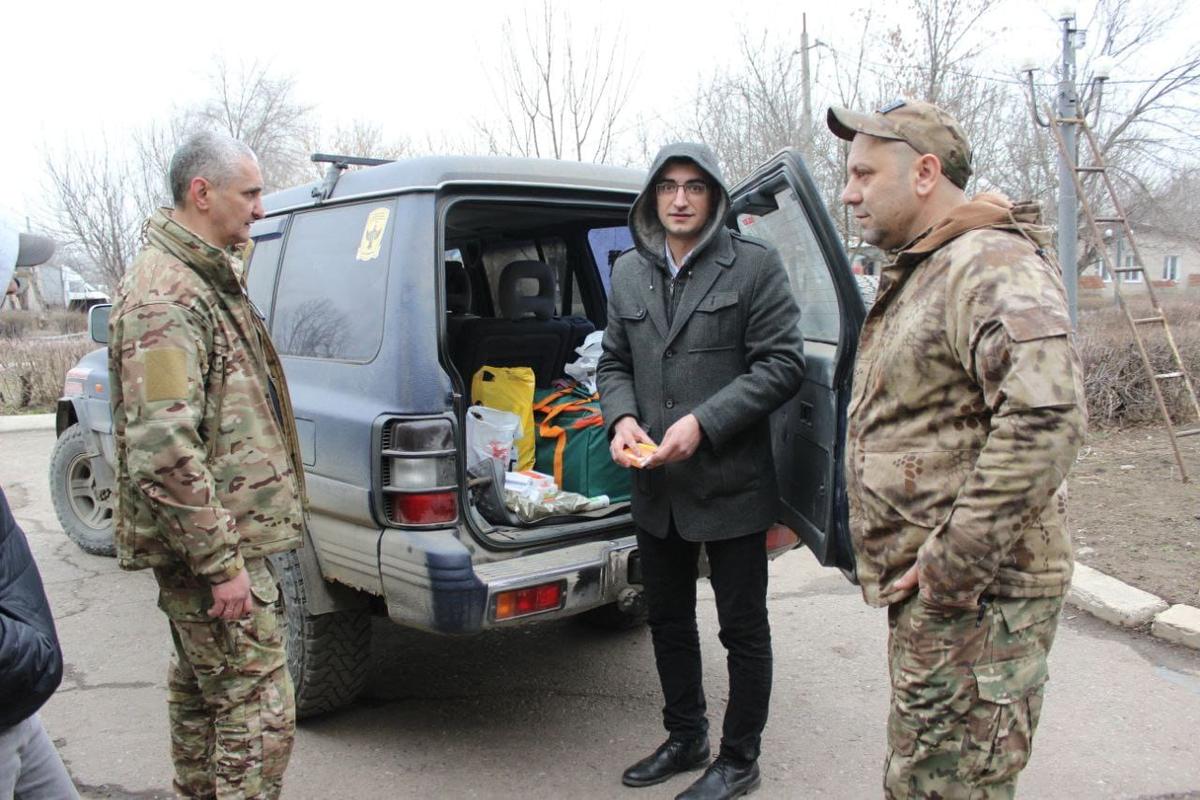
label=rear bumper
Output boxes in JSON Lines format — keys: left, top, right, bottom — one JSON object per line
{"left": 379, "top": 528, "right": 639, "bottom": 634}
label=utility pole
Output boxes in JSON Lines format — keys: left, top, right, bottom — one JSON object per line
{"left": 795, "top": 14, "right": 824, "bottom": 160}
{"left": 1022, "top": 5, "right": 1085, "bottom": 328}
{"left": 1057, "top": 12, "right": 1080, "bottom": 327}
{"left": 801, "top": 13, "right": 813, "bottom": 156}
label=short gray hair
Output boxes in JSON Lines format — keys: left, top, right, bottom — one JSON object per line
{"left": 168, "top": 131, "right": 258, "bottom": 206}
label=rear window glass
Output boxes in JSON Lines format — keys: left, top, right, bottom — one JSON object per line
{"left": 587, "top": 226, "right": 633, "bottom": 296}
{"left": 737, "top": 190, "right": 840, "bottom": 344}
{"left": 272, "top": 200, "right": 394, "bottom": 361}
{"left": 244, "top": 234, "right": 283, "bottom": 321}
{"left": 480, "top": 238, "right": 586, "bottom": 316}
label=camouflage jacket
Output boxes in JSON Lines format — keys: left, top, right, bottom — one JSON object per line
{"left": 109, "top": 209, "right": 307, "bottom": 582}
{"left": 846, "top": 197, "right": 1086, "bottom": 609}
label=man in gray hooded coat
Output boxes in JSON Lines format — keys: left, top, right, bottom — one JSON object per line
{"left": 598, "top": 143, "right": 805, "bottom": 799}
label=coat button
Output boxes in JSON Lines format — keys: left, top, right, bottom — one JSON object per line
{"left": 665, "top": 349, "right": 674, "bottom": 359}
{"left": 665, "top": 399, "right": 675, "bottom": 409}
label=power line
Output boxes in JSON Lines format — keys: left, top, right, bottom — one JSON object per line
{"left": 817, "top": 44, "right": 1199, "bottom": 89}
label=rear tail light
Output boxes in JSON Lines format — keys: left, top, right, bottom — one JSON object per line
{"left": 493, "top": 581, "right": 565, "bottom": 621}
{"left": 380, "top": 417, "right": 459, "bottom": 527}
{"left": 62, "top": 367, "right": 88, "bottom": 398}
{"left": 765, "top": 523, "right": 800, "bottom": 554}
{"left": 390, "top": 492, "right": 457, "bottom": 525}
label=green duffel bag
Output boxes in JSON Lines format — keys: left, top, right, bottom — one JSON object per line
{"left": 533, "top": 384, "right": 631, "bottom": 503}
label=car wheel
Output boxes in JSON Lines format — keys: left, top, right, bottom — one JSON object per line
{"left": 271, "top": 550, "right": 372, "bottom": 718}
{"left": 48, "top": 424, "right": 115, "bottom": 557}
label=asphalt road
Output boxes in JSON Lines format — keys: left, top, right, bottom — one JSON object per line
{"left": 5, "top": 427, "right": 1200, "bottom": 799}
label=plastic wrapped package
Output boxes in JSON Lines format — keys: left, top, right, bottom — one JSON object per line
{"left": 503, "top": 488, "right": 611, "bottom": 523}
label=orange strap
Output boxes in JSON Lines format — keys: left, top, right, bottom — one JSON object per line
{"left": 533, "top": 387, "right": 603, "bottom": 486}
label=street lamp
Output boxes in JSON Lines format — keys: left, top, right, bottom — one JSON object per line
{"left": 1020, "top": 5, "right": 1112, "bottom": 328}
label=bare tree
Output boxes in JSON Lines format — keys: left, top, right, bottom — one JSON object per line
{"left": 192, "top": 58, "right": 316, "bottom": 191}
{"left": 683, "top": 32, "right": 807, "bottom": 182}
{"left": 304, "top": 120, "right": 415, "bottom": 179}
{"left": 42, "top": 143, "right": 149, "bottom": 290}
{"left": 1004, "top": 0, "right": 1200, "bottom": 272}
{"left": 43, "top": 59, "right": 318, "bottom": 284}
{"left": 479, "top": 1, "right": 635, "bottom": 163}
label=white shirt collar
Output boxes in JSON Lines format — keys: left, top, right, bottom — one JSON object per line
{"left": 664, "top": 240, "right": 694, "bottom": 278}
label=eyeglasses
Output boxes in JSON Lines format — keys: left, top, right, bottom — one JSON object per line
{"left": 655, "top": 180, "right": 710, "bottom": 197}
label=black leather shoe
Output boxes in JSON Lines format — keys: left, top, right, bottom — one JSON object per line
{"left": 621, "top": 736, "right": 711, "bottom": 788}
{"left": 674, "top": 756, "right": 760, "bottom": 799}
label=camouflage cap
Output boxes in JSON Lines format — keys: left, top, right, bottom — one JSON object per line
{"left": 827, "top": 99, "right": 973, "bottom": 189}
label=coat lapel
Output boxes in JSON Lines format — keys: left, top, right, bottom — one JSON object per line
{"left": 642, "top": 259, "right": 670, "bottom": 341}
{"left": 664, "top": 229, "right": 735, "bottom": 348}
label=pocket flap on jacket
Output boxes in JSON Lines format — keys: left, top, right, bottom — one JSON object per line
{"left": 997, "top": 596, "right": 1062, "bottom": 633}
{"left": 696, "top": 291, "right": 739, "bottom": 313}
{"left": 616, "top": 306, "right": 647, "bottom": 321}
{"left": 972, "top": 652, "right": 1048, "bottom": 705}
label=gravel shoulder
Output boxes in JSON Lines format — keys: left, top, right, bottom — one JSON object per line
{"left": 1071, "top": 426, "right": 1200, "bottom": 606}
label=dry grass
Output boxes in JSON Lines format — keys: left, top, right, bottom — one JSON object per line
{"left": 0, "top": 309, "right": 88, "bottom": 339}
{"left": 1077, "top": 290, "right": 1200, "bottom": 428}
{"left": 0, "top": 339, "right": 100, "bottom": 413}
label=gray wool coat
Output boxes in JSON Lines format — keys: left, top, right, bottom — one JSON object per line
{"left": 597, "top": 143, "right": 806, "bottom": 542}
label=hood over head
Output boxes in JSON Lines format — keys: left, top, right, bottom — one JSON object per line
{"left": 896, "top": 193, "right": 1054, "bottom": 269}
{"left": 629, "top": 142, "right": 730, "bottom": 264}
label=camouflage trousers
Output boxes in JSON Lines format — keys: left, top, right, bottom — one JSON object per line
{"left": 883, "top": 593, "right": 1063, "bottom": 800}
{"left": 155, "top": 558, "right": 296, "bottom": 800}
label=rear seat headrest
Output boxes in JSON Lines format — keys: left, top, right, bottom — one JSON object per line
{"left": 445, "top": 261, "right": 472, "bottom": 314}
{"left": 499, "top": 260, "right": 556, "bottom": 320}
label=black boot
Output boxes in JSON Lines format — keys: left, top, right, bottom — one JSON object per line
{"left": 621, "top": 736, "right": 711, "bottom": 788}
{"left": 674, "top": 756, "right": 760, "bottom": 799}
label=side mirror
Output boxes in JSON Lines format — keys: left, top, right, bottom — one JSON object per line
{"left": 88, "top": 303, "right": 112, "bottom": 345}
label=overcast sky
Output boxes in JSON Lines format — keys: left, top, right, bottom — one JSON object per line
{"left": 3, "top": 0, "right": 1190, "bottom": 227}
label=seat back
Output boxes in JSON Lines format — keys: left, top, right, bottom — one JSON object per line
{"left": 451, "top": 260, "right": 574, "bottom": 395}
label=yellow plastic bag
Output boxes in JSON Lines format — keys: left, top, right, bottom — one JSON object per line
{"left": 471, "top": 366, "right": 536, "bottom": 471}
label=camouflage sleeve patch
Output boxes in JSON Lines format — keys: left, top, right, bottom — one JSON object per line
{"left": 998, "top": 304, "right": 1071, "bottom": 342}
{"left": 948, "top": 238, "right": 1083, "bottom": 413}
{"left": 974, "top": 324, "right": 1082, "bottom": 411}
{"left": 143, "top": 347, "right": 191, "bottom": 402}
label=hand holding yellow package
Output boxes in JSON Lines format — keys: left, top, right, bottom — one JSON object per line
{"left": 623, "top": 442, "right": 658, "bottom": 468}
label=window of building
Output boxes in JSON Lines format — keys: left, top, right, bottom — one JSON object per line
{"left": 1122, "top": 254, "right": 1142, "bottom": 283}
{"left": 1163, "top": 255, "right": 1179, "bottom": 281}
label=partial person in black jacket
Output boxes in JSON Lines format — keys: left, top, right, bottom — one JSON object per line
{"left": 0, "top": 486, "right": 79, "bottom": 797}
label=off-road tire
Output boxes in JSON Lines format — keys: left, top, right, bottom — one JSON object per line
{"left": 272, "top": 550, "right": 371, "bottom": 718}
{"left": 48, "top": 424, "right": 115, "bottom": 557}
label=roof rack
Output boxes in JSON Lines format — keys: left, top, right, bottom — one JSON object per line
{"left": 310, "top": 153, "right": 395, "bottom": 203}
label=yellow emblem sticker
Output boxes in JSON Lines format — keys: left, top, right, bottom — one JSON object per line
{"left": 356, "top": 207, "right": 390, "bottom": 262}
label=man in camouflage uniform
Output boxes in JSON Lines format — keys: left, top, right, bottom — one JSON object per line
{"left": 828, "top": 100, "right": 1086, "bottom": 799}
{"left": 109, "top": 131, "right": 307, "bottom": 800}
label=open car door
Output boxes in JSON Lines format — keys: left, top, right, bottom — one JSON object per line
{"left": 728, "top": 149, "right": 864, "bottom": 576}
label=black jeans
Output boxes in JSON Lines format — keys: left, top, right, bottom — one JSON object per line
{"left": 636, "top": 521, "right": 771, "bottom": 763}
